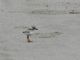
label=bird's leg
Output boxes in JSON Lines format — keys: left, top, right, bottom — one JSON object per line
{"left": 27, "top": 35, "right": 32, "bottom": 43}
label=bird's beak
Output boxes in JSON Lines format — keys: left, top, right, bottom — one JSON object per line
{"left": 35, "top": 28, "right": 38, "bottom": 30}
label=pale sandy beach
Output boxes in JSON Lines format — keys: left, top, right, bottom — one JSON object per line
{"left": 0, "top": 0, "right": 80, "bottom": 60}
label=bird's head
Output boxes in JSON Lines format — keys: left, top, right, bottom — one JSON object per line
{"left": 31, "top": 26, "right": 38, "bottom": 30}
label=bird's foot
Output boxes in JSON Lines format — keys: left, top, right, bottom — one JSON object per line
{"left": 27, "top": 40, "right": 32, "bottom": 43}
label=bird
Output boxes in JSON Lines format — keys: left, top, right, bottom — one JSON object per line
{"left": 22, "top": 26, "right": 38, "bottom": 43}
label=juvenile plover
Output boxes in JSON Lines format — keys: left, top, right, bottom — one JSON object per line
{"left": 22, "top": 26, "right": 38, "bottom": 42}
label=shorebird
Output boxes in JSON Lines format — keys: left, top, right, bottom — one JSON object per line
{"left": 22, "top": 26, "right": 38, "bottom": 43}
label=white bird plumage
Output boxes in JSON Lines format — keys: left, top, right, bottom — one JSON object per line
{"left": 22, "top": 26, "right": 38, "bottom": 36}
